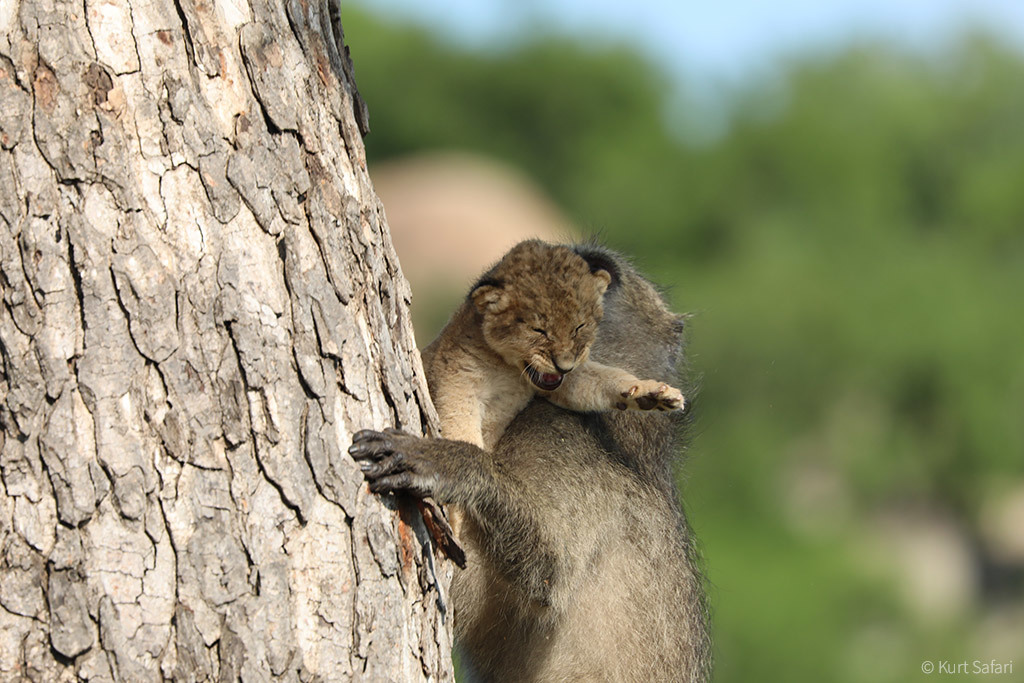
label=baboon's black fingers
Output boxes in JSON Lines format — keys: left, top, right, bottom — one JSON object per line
{"left": 359, "top": 453, "right": 409, "bottom": 478}
{"left": 352, "top": 429, "right": 386, "bottom": 443}
{"left": 368, "top": 472, "right": 417, "bottom": 495}
{"left": 348, "top": 437, "right": 394, "bottom": 459}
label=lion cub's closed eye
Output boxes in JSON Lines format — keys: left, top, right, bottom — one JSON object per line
{"left": 422, "top": 240, "right": 685, "bottom": 450}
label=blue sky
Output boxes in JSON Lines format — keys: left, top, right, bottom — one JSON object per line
{"left": 355, "top": 0, "right": 1024, "bottom": 85}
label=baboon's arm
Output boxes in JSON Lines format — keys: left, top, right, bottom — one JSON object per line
{"left": 349, "top": 429, "right": 558, "bottom": 605}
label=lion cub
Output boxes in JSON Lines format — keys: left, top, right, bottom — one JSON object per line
{"left": 422, "top": 240, "right": 684, "bottom": 450}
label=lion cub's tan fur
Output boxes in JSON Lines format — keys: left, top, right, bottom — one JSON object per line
{"left": 423, "top": 240, "right": 683, "bottom": 451}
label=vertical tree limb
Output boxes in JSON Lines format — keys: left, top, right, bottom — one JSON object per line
{"left": 0, "top": 0, "right": 453, "bottom": 679}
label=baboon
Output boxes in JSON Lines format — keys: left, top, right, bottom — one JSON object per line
{"left": 350, "top": 243, "right": 711, "bottom": 682}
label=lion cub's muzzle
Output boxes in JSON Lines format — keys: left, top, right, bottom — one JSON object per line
{"left": 526, "top": 365, "right": 564, "bottom": 391}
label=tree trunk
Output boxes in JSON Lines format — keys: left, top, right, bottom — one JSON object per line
{"left": 0, "top": 0, "right": 453, "bottom": 679}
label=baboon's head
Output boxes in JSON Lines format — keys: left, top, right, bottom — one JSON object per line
{"left": 574, "top": 243, "right": 688, "bottom": 384}
{"left": 471, "top": 241, "right": 610, "bottom": 392}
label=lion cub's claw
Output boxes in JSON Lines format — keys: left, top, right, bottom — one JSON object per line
{"left": 620, "top": 381, "right": 685, "bottom": 412}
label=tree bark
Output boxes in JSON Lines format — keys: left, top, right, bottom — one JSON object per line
{"left": 0, "top": 0, "right": 453, "bottom": 679}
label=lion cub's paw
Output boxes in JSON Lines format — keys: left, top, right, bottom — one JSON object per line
{"left": 617, "top": 381, "right": 685, "bottom": 412}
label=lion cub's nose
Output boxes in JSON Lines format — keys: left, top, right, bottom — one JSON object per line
{"left": 553, "top": 356, "right": 576, "bottom": 374}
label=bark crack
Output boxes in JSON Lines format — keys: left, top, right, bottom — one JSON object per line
{"left": 223, "top": 320, "right": 305, "bottom": 525}
{"left": 378, "top": 378, "right": 399, "bottom": 430}
{"left": 275, "top": 237, "right": 319, "bottom": 404}
{"left": 169, "top": 0, "right": 196, "bottom": 68}
{"left": 17, "top": 233, "right": 44, "bottom": 317}
{"left": 325, "top": 0, "right": 369, "bottom": 136}
{"left": 80, "top": 0, "right": 100, "bottom": 64}
{"left": 0, "top": 594, "right": 44, "bottom": 623}
{"left": 123, "top": 0, "right": 146, "bottom": 77}
{"left": 0, "top": 54, "right": 31, "bottom": 92}
{"left": 301, "top": 199, "right": 337, "bottom": 299}
{"left": 109, "top": 264, "right": 147, "bottom": 363}
{"left": 249, "top": 87, "right": 281, "bottom": 137}
{"left": 348, "top": 518, "right": 367, "bottom": 675}
{"left": 310, "top": 306, "right": 354, "bottom": 399}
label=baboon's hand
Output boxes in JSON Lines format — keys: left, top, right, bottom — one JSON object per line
{"left": 348, "top": 429, "right": 442, "bottom": 498}
{"left": 349, "top": 429, "right": 468, "bottom": 568}
{"left": 618, "top": 380, "right": 685, "bottom": 411}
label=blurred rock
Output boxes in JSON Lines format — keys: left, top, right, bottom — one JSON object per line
{"left": 870, "top": 509, "right": 978, "bottom": 623}
{"left": 979, "top": 484, "right": 1024, "bottom": 565}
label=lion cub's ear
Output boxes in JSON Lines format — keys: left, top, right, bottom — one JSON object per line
{"left": 471, "top": 280, "right": 509, "bottom": 314}
{"left": 592, "top": 268, "right": 612, "bottom": 295}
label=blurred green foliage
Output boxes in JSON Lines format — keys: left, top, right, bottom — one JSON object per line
{"left": 345, "top": 8, "right": 1024, "bottom": 682}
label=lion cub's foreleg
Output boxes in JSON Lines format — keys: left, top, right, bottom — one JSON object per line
{"left": 433, "top": 390, "right": 486, "bottom": 447}
{"left": 432, "top": 375, "right": 534, "bottom": 451}
{"left": 549, "top": 361, "right": 685, "bottom": 413}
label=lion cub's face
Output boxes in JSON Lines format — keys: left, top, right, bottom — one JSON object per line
{"left": 471, "top": 242, "right": 611, "bottom": 392}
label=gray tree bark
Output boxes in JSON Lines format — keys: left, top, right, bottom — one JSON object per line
{"left": 0, "top": 0, "right": 453, "bottom": 679}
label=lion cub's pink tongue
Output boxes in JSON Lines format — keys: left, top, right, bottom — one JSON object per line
{"left": 537, "top": 373, "right": 562, "bottom": 390}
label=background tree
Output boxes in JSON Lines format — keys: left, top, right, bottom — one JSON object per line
{"left": 0, "top": 0, "right": 453, "bottom": 679}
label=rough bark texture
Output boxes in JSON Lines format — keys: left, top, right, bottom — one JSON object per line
{"left": 0, "top": 0, "right": 453, "bottom": 679}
